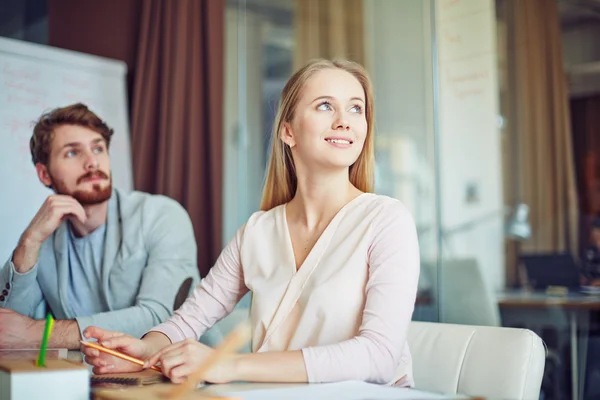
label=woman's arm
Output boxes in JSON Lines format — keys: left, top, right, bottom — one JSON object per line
{"left": 230, "top": 350, "right": 308, "bottom": 382}
{"left": 148, "top": 225, "right": 249, "bottom": 343}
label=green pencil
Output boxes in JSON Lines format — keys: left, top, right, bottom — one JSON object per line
{"left": 35, "top": 313, "right": 55, "bottom": 367}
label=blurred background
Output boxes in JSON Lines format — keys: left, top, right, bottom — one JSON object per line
{"left": 2, "top": 0, "right": 600, "bottom": 398}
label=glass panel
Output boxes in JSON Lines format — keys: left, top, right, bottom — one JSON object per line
{"left": 224, "top": 0, "right": 441, "bottom": 321}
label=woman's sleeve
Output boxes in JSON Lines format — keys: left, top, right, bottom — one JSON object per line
{"left": 301, "top": 201, "right": 420, "bottom": 384}
{"left": 149, "top": 225, "right": 249, "bottom": 343}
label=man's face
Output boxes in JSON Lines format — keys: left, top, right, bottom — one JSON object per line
{"left": 37, "top": 124, "right": 112, "bottom": 205}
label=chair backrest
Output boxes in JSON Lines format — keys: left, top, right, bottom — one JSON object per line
{"left": 408, "top": 321, "right": 545, "bottom": 400}
{"left": 436, "top": 258, "right": 501, "bottom": 326}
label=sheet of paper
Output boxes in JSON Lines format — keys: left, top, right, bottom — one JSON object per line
{"left": 225, "top": 381, "right": 469, "bottom": 400}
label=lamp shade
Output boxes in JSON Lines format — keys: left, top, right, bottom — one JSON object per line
{"left": 505, "top": 203, "right": 531, "bottom": 240}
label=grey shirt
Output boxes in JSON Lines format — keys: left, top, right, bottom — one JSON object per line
{"left": 67, "top": 223, "right": 106, "bottom": 317}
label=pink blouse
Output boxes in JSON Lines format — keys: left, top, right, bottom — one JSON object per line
{"left": 151, "top": 193, "right": 420, "bottom": 385}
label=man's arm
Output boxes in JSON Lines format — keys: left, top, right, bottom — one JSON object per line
{"left": 75, "top": 198, "right": 200, "bottom": 339}
{"left": 49, "top": 320, "right": 82, "bottom": 348}
{"left": 1, "top": 195, "right": 87, "bottom": 316}
{"left": 0, "top": 256, "right": 45, "bottom": 317}
{"left": 0, "top": 309, "right": 81, "bottom": 349}
{"left": 12, "top": 235, "right": 42, "bottom": 274}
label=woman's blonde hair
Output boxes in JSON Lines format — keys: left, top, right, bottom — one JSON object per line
{"left": 260, "top": 59, "right": 375, "bottom": 211}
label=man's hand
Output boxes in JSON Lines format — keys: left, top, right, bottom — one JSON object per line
{"left": 0, "top": 308, "right": 41, "bottom": 349}
{"left": 82, "top": 327, "right": 153, "bottom": 375}
{"left": 12, "top": 195, "right": 87, "bottom": 273}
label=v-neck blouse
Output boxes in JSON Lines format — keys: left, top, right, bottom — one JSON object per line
{"left": 151, "top": 194, "right": 420, "bottom": 386}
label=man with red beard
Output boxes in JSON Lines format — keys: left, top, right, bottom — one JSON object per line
{"left": 0, "top": 103, "right": 200, "bottom": 349}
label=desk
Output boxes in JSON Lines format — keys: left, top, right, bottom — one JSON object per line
{"left": 498, "top": 291, "right": 600, "bottom": 400}
{"left": 93, "top": 381, "right": 473, "bottom": 400}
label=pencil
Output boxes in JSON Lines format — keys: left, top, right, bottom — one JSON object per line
{"left": 80, "top": 340, "right": 162, "bottom": 373}
{"left": 166, "top": 322, "right": 251, "bottom": 399}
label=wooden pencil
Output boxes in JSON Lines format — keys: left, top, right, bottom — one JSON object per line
{"left": 80, "top": 340, "right": 162, "bottom": 373}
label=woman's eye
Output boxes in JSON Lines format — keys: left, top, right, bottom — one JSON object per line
{"left": 66, "top": 150, "right": 77, "bottom": 158}
{"left": 93, "top": 146, "right": 104, "bottom": 154}
{"left": 350, "top": 104, "right": 363, "bottom": 113}
{"left": 317, "top": 102, "right": 332, "bottom": 111}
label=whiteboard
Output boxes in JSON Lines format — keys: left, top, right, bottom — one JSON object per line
{"left": 0, "top": 37, "right": 133, "bottom": 262}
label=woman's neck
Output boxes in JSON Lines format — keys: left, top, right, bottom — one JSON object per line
{"left": 287, "top": 170, "right": 362, "bottom": 230}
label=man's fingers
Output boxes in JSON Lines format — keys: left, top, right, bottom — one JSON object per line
{"left": 92, "top": 365, "right": 116, "bottom": 375}
{"left": 83, "top": 326, "right": 120, "bottom": 340}
{"left": 100, "top": 335, "right": 134, "bottom": 349}
{"left": 46, "top": 197, "right": 87, "bottom": 223}
{"left": 84, "top": 355, "right": 106, "bottom": 367}
{"left": 61, "top": 204, "right": 87, "bottom": 224}
{"left": 46, "top": 204, "right": 86, "bottom": 226}
{"left": 70, "top": 204, "right": 87, "bottom": 224}
{"left": 80, "top": 345, "right": 99, "bottom": 358}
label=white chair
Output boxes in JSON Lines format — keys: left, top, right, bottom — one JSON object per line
{"left": 408, "top": 321, "right": 545, "bottom": 400}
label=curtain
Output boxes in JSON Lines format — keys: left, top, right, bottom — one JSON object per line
{"left": 131, "top": 0, "right": 225, "bottom": 277}
{"left": 571, "top": 95, "right": 600, "bottom": 251}
{"left": 293, "top": 0, "right": 365, "bottom": 69}
{"left": 503, "top": 0, "right": 579, "bottom": 285}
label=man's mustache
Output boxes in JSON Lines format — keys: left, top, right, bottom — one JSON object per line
{"left": 77, "top": 171, "right": 109, "bottom": 184}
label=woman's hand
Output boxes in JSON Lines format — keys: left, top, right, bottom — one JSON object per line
{"left": 144, "top": 338, "right": 235, "bottom": 384}
{"left": 81, "top": 326, "right": 153, "bottom": 375}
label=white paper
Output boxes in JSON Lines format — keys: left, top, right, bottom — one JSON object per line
{"left": 225, "top": 381, "right": 468, "bottom": 400}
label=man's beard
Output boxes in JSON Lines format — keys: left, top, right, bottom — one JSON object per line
{"left": 51, "top": 170, "right": 113, "bottom": 206}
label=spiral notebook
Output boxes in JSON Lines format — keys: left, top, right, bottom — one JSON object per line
{"left": 91, "top": 369, "right": 167, "bottom": 386}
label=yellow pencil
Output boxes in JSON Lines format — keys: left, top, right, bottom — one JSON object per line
{"left": 80, "top": 340, "right": 162, "bottom": 373}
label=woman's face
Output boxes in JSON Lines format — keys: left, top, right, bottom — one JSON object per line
{"left": 282, "top": 68, "right": 368, "bottom": 172}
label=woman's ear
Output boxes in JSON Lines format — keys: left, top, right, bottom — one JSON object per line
{"left": 280, "top": 122, "right": 296, "bottom": 148}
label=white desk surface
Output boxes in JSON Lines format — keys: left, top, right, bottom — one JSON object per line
{"left": 94, "top": 381, "right": 471, "bottom": 400}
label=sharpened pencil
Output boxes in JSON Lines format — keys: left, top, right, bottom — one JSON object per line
{"left": 80, "top": 340, "right": 162, "bottom": 373}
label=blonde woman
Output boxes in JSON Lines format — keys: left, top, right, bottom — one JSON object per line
{"left": 82, "top": 59, "right": 420, "bottom": 387}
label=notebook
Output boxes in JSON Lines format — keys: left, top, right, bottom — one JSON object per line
{"left": 91, "top": 369, "right": 167, "bottom": 386}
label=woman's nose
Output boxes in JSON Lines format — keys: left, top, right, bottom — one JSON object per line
{"left": 332, "top": 115, "right": 350, "bottom": 131}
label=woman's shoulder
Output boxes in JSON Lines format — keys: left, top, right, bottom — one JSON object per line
{"left": 361, "top": 193, "right": 414, "bottom": 219}
{"left": 243, "top": 205, "right": 284, "bottom": 231}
